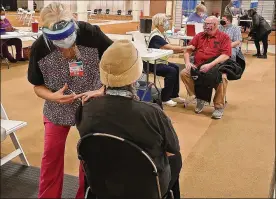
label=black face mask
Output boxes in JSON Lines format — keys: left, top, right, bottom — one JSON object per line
{"left": 220, "top": 20, "right": 226, "bottom": 26}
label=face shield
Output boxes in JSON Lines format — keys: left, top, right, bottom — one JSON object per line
{"left": 42, "top": 20, "right": 77, "bottom": 49}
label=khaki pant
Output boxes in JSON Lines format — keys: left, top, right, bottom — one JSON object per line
{"left": 180, "top": 69, "right": 228, "bottom": 109}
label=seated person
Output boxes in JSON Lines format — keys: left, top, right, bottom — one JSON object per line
{"left": 180, "top": 16, "right": 232, "bottom": 119}
{"left": 187, "top": 4, "right": 207, "bottom": 23}
{"left": 0, "top": 8, "right": 26, "bottom": 63}
{"left": 76, "top": 40, "right": 182, "bottom": 199}
{"left": 219, "top": 15, "right": 244, "bottom": 61}
{"left": 148, "top": 13, "right": 185, "bottom": 107}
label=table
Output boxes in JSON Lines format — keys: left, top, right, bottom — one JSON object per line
{"left": 140, "top": 48, "right": 173, "bottom": 87}
{"left": 126, "top": 31, "right": 150, "bottom": 37}
{"left": 1, "top": 31, "right": 42, "bottom": 40}
{"left": 1, "top": 31, "right": 42, "bottom": 68}
{"left": 167, "top": 34, "right": 194, "bottom": 40}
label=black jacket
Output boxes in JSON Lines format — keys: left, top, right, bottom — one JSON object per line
{"left": 191, "top": 58, "right": 245, "bottom": 102}
{"left": 249, "top": 12, "right": 272, "bottom": 40}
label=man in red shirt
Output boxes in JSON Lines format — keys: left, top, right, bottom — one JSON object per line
{"left": 180, "top": 16, "right": 232, "bottom": 119}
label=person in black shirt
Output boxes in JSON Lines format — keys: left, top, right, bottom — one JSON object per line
{"left": 248, "top": 8, "right": 272, "bottom": 59}
{"left": 27, "top": 2, "right": 112, "bottom": 198}
{"left": 76, "top": 40, "right": 182, "bottom": 199}
{"left": 148, "top": 13, "right": 186, "bottom": 107}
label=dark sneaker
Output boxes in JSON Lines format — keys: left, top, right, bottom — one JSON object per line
{"left": 212, "top": 108, "right": 224, "bottom": 119}
{"left": 257, "top": 54, "right": 267, "bottom": 59}
{"left": 16, "top": 57, "right": 28, "bottom": 61}
{"left": 252, "top": 53, "right": 261, "bottom": 57}
{"left": 7, "top": 57, "right": 17, "bottom": 63}
{"left": 195, "top": 99, "right": 205, "bottom": 114}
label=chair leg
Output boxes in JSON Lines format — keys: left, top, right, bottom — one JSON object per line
{"left": 85, "top": 187, "right": 91, "bottom": 199}
{"left": 170, "top": 190, "right": 174, "bottom": 199}
{"left": 1, "top": 57, "right": 10, "bottom": 69}
{"left": 9, "top": 132, "right": 30, "bottom": 166}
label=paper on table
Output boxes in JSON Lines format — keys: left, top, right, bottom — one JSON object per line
{"left": 195, "top": 23, "right": 204, "bottom": 34}
{"left": 132, "top": 32, "right": 148, "bottom": 56}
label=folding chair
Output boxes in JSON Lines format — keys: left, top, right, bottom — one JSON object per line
{"left": 106, "top": 9, "right": 110, "bottom": 15}
{"left": 77, "top": 133, "right": 174, "bottom": 199}
{"left": 21, "top": 10, "right": 28, "bottom": 23}
{"left": 0, "top": 103, "right": 30, "bottom": 166}
{"left": 117, "top": 10, "right": 122, "bottom": 15}
{"left": 16, "top": 8, "right": 24, "bottom": 20}
{"left": 26, "top": 11, "right": 35, "bottom": 26}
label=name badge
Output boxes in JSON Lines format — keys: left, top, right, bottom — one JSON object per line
{"left": 69, "top": 61, "right": 84, "bottom": 77}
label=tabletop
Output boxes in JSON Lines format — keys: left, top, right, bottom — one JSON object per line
{"left": 126, "top": 31, "right": 151, "bottom": 37}
{"left": 1, "top": 31, "right": 42, "bottom": 40}
{"left": 140, "top": 48, "right": 173, "bottom": 61}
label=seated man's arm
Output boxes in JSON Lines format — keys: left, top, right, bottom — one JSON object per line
{"left": 231, "top": 26, "right": 242, "bottom": 48}
{"left": 183, "top": 33, "right": 200, "bottom": 71}
{"left": 183, "top": 45, "right": 196, "bottom": 71}
{"left": 208, "top": 54, "right": 230, "bottom": 67}
{"left": 231, "top": 40, "right": 241, "bottom": 48}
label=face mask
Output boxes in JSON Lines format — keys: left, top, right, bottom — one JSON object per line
{"left": 164, "top": 21, "right": 170, "bottom": 30}
{"left": 199, "top": 13, "right": 204, "bottom": 18}
{"left": 220, "top": 20, "right": 226, "bottom": 26}
{"left": 0, "top": 16, "right": 6, "bottom": 20}
{"left": 52, "top": 32, "right": 77, "bottom": 49}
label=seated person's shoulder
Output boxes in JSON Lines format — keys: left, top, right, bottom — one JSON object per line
{"left": 135, "top": 100, "right": 165, "bottom": 116}
{"left": 218, "top": 31, "right": 231, "bottom": 39}
{"left": 149, "top": 35, "right": 168, "bottom": 49}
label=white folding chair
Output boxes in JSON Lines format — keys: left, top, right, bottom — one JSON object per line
{"left": 1, "top": 103, "right": 30, "bottom": 166}
{"left": 16, "top": 8, "right": 24, "bottom": 20}
{"left": 27, "top": 11, "right": 35, "bottom": 26}
{"left": 23, "top": 10, "right": 35, "bottom": 26}
{"left": 21, "top": 10, "right": 28, "bottom": 22}
{"left": 132, "top": 32, "right": 148, "bottom": 55}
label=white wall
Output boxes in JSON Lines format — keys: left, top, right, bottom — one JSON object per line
{"left": 89, "top": 0, "right": 128, "bottom": 13}
{"left": 28, "top": 0, "right": 33, "bottom": 11}
{"left": 143, "top": 0, "right": 150, "bottom": 16}
{"left": 205, "top": 0, "right": 222, "bottom": 16}
{"left": 132, "top": 1, "right": 143, "bottom": 21}
{"left": 166, "top": 1, "right": 173, "bottom": 16}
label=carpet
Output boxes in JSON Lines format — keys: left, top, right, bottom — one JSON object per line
{"left": 1, "top": 161, "right": 78, "bottom": 198}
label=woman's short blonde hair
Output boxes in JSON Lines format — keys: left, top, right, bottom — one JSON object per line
{"left": 40, "top": 2, "right": 73, "bottom": 30}
{"left": 152, "top": 13, "right": 167, "bottom": 27}
{"left": 195, "top": 4, "right": 207, "bottom": 13}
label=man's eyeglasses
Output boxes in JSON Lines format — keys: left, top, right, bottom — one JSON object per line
{"left": 203, "top": 22, "right": 215, "bottom": 26}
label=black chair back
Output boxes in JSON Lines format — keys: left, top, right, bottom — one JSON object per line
{"left": 106, "top": 9, "right": 110, "bottom": 15}
{"left": 127, "top": 10, "right": 132, "bottom": 15}
{"left": 98, "top": 9, "right": 102, "bottom": 14}
{"left": 77, "top": 133, "right": 162, "bottom": 199}
{"left": 117, "top": 10, "right": 122, "bottom": 15}
{"left": 94, "top": 9, "right": 98, "bottom": 15}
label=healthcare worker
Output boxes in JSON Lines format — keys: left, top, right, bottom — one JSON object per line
{"left": 147, "top": 13, "right": 185, "bottom": 107}
{"left": 27, "top": 2, "right": 113, "bottom": 198}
